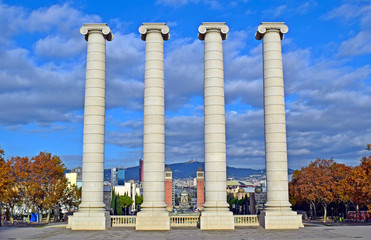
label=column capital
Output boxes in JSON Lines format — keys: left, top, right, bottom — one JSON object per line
{"left": 255, "top": 22, "right": 288, "bottom": 40}
{"left": 80, "top": 23, "right": 113, "bottom": 41}
{"left": 139, "top": 23, "right": 170, "bottom": 41}
{"left": 198, "top": 22, "right": 229, "bottom": 40}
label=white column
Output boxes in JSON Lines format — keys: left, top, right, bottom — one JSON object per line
{"left": 255, "top": 22, "right": 303, "bottom": 229}
{"left": 136, "top": 23, "right": 170, "bottom": 231}
{"left": 69, "top": 23, "right": 113, "bottom": 231}
{"left": 198, "top": 22, "right": 234, "bottom": 230}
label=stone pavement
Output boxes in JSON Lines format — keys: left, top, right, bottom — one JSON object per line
{"left": 0, "top": 223, "right": 370, "bottom": 239}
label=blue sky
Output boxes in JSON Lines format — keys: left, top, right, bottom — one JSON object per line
{"left": 0, "top": 0, "right": 370, "bottom": 170}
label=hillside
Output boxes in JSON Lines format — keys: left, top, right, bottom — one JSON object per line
{"left": 124, "top": 160, "right": 282, "bottom": 180}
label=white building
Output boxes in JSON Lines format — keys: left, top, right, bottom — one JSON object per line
{"left": 113, "top": 181, "right": 142, "bottom": 212}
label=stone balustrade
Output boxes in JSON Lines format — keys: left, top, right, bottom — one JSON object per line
{"left": 234, "top": 215, "right": 259, "bottom": 226}
{"left": 111, "top": 215, "right": 260, "bottom": 227}
{"left": 170, "top": 216, "right": 199, "bottom": 227}
{"left": 111, "top": 216, "right": 137, "bottom": 227}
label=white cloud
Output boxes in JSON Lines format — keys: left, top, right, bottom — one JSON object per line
{"left": 1, "top": 2, "right": 371, "bottom": 170}
{"left": 263, "top": 1, "right": 317, "bottom": 18}
{"left": 27, "top": 4, "right": 101, "bottom": 36}
{"left": 339, "top": 31, "right": 371, "bottom": 56}
{"left": 156, "top": 0, "right": 199, "bottom": 7}
{"left": 327, "top": 2, "right": 371, "bottom": 56}
{"left": 164, "top": 39, "right": 204, "bottom": 109}
{"left": 34, "top": 35, "right": 85, "bottom": 58}
{"left": 156, "top": 0, "right": 221, "bottom": 8}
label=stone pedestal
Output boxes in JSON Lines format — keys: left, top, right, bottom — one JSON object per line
{"left": 200, "top": 211, "right": 234, "bottom": 230}
{"left": 136, "top": 211, "right": 170, "bottom": 230}
{"left": 69, "top": 23, "right": 113, "bottom": 231}
{"left": 198, "top": 22, "right": 234, "bottom": 230}
{"left": 68, "top": 211, "right": 110, "bottom": 231}
{"left": 259, "top": 211, "right": 303, "bottom": 230}
{"left": 136, "top": 23, "right": 170, "bottom": 231}
{"left": 255, "top": 22, "right": 303, "bottom": 229}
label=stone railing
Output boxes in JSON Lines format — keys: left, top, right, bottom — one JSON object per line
{"left": 234, "top": 215, "right": 259, "bottom": 226}
{"left": 110, "top": 214, "right": 259, "bottom": 227}
{"left": 170, "top": 215, "right": 199, "bottom": 227}
{"left": 111, "top": 216, "right": 136, "bottom": 227}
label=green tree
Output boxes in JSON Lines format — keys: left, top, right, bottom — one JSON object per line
{"left": 110, "top": 189, "right": 117, "bottom": 211}
{"left": 175, "top": 194, "right": 180, "bottom": 205}
{"left": 120, "top": 195, "right": 134, "bottom": 215}
{"left": 135, "top": 195, "right": 143, "bottom": 206}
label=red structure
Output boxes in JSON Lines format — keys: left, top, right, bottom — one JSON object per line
{"left": 196, "top": 166, "right": 205, "bottom": 210}
{"left": 165, "top": 167, "right": 173, "bottom": 211}
{"left": 139, "top": 159, "right": 143, "bottom": 183}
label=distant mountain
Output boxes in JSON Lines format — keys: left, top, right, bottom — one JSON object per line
{"left": 124, "top": 160, "right": 203, "bottom": 180}
{"left": 226, "top": 166, "right": 264, "bottom": 179}
{"left": 125, "top": 166, "right": 140, "bottom": 180}
{"left": 124, "top": 160, "right": 294, "bottom": 180}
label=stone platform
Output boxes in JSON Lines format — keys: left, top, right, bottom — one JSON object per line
{"left": 1, "top": 223, "right": 370, "bottom": 239}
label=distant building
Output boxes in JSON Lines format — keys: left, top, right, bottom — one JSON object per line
{"left": 165, "top": 167, "right": 173, "bottom": 212}
{"left": 103, "top": 181, "right": 112, "bottom": 210}
{"left": 113, "top": 181, "right": 142, "bottom": 212}
{"left": 196, "top": 167, "right": 204, "bottom": 210}
{"left": 139, "top": 159, "right": 143, "bottom": 183}
{"left": 104, "top": 169, "right": 111, "bottom": 182}
{"left": 254, "top": 186, "right": 267, "bottom": 212}
{"left": 65, "top": 172, "right": 77, "bottom": 187}
{"left": 226, "top": 180, "right": 255, "bottom": 198}
{"left": 111, "top": 168, "right": 118, "bottom": 186}
{"left": 118, "top": 168, "right": 125, "bottom": 185}
{"left": 71, "top": 167, "right": 82, "bottom": 188}
{"left": 111, "top": 167, "right": 125, "bottom": 186}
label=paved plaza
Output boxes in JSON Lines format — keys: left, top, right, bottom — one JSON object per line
{"left": 0, "top": 223, "right": 370, "bottom": 239}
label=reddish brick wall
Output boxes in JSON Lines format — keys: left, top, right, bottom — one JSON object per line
{"left": 197, "top": 179, "right": 204, "bottom": 209}
{"left": 165, "top": 179, "right": 172, "bottom": 208}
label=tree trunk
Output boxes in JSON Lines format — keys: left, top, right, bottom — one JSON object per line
{"left": 345, "top": 203, "right": 349, "bottom": 219}
{"left": 311, "top": 202, "right": 317, "bottom": 220}
{"left": 323, "top": 203, "right": 327, "bottom": 223}
{"left": 46, "top": 212, "right": 50, "bottom": 223}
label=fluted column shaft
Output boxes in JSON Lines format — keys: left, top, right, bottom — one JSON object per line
{"left": 256, "top": 22, "right": 291, "bottom": 211}
{"left": 79, "top": 24, "right": 113, "bottom": 212}
{"left": 139, "top": 23, "right": 169, "bottom": 212}
{"left": 199, "top": 23, "right": 229, "bottom": 211}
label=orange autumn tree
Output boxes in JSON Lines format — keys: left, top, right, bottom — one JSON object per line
{"left": 290, "top": 158, "right": 338, "bottom": 222}
{"left": 8, "top": 156, "right": 34, "bottom": 222}
{"left": 0, "top": 147, "right": 11, "bottom": 198}
{"left": 0, "top": 149, "right": 70, "bottom": 223}
{"left": 332, "top": 163, "right": 352, "bottom": 218}
{"left": 346, "top": 145, "right": 371, "bottom": 215}
{"left": 31, "top": 152, "right": 67, "bottom": 222}
{"left": 0, "top": 147, "right": 13, "bottom": 225}
{"left": 289, "top": 168, "right": 317, "bottom": 219}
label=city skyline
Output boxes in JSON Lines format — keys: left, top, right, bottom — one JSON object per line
{"left": 0, "top": 0, "right": 370, "bottom": 170}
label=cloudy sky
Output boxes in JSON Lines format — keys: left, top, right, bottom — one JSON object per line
{"left": 0, "top": 0, "right": 370, "bottom": 170}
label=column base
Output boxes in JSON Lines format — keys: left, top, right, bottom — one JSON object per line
{"left": 259, "top": 210, "right": 303, "bottom": 229}
{"left": 67, "top": 211, "right": 110, "bottom": 230}
{"left": 200, "top": 210, "right": 234, "bottom": 230}
{"left": 136, "top": 210, "right": 170, "bottom": 230}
